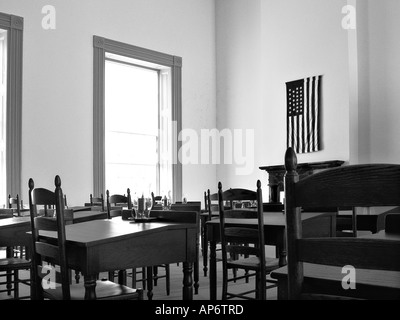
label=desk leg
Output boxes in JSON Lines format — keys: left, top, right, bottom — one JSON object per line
{"left": 84, "top": 275, "right": 97, "bottom": 300}
{"left": 209, "top": 240, "right": 217, "bottom": 300}
{"left": 182, "top": 262, "right": 193, "bottom": 300}
{"left": 118, "top": 270, "right": 127, "bottom": 285}
{"left": 277, "top": 278, "right": 288, "bottom": 300}
{"left": 146, "top": 266, "right": 153, "bottom": 300}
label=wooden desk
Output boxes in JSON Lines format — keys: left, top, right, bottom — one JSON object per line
{"left": 271, "top": 231, "right": 400, "bottom": 299}
{"left": 0, "top": 211, "right": 107, "bottom": 234}
{"left": 38, "top": 219, "right": 198, "bottom": 300}
{"left": 0, "top": 217, "right": 32, "bottom": 297}
{"left": 206, "top": 211, "right": 336, "bottom": 300}
{"left": 337, "top": 206, "right": 400, "bottom": 234}
{"left": 259, "top": 160, "right": 345, "bottom": 203}
{"left": 65, "top": 210, "right": 107, "bottom": 224}
{"left": 0, "top": 216, "right": 31, "bottom": 248}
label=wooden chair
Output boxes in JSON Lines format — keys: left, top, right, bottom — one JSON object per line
{"left": 90, "top": 193, "right": 105, "bottom": 211}
{"left": 222, "top": 188, "right": 258, "bottom": 209}
{"left": 202, "top": 189, "right": 224, "bottom": 277}
{"left": 170, "top": 201, "right": 201, "bottom": 294}
{"left": 106, "top": 189, "right": 155, "bottom": 293}
{"left": 0, "top": 205, "right": 31, "bottom": 300}
{"left": 106, "top": 189, "right": 132, "bottom": 220}
{"left": 8, "top": 194, "right": 21, "bottom": 216}
{"left": 7, "top": 194, "right": 28, "bottom": 260}
{"left": 283, "top": 147, "right": 400, "bottom": 299}
{"left": 221, "top": 187, "right": 259, "bottom": 282}
{"left": 63, "top": 194, "right": 68, "bottom": 208}
{"left": 134, "top": 193, "right": 192, "bottom": 296}
{"left": 105, "top": 189, "right": 133, "bottom": 283}
{"left": 206, "top": 189, "right": 219, "bottom": 215}
{"left": 28, "top": 176, "right": 143, "bottom": 300}
{"left": 146, "top": 209, "right": 199, "bottom": 299}
{"left": 218, "top": 181, "right": 279, "bottom": 300}
{"left": 151, "top": 192, "right": 163, "bottom": 210}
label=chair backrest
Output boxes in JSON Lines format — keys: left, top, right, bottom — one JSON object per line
{"left": 206, "top": 189, "right": 219, "bottom": 220}
{"left": 28, "top": 175, "right": 71, "bottom": 300}
{"left": 284, "top": 147, "right": 400, "bottom": 299}
{"left": 218, "top": 180, "right": 266, "bottom": 299}
{"left": 151, "top": 192, "right": 163, "bottom": 210}
{"left": 8, "top": 194, "right": 21, "bottom": 216}
{"left": 203, "top": 191, "right": 208, "bottom": 212}
{"left": 90, "top": 193, "right": 105, "bottom": 211}
{"left": 106, "top": 189, "right": 132, "bottom": 219}
{"left": 64, "top": 194, "right": 68, "bottom": 208}
{"left": 222, "top": 187, "right": 257, "bottom": 209}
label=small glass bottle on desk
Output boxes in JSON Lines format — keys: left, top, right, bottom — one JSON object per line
{"left": 137, "top": 195, "right": 145, "bottom": 219}
{"left": 162, "top": 196, "right": 168, "bottom": 210}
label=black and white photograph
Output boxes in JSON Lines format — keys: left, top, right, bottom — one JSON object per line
{"left": 0, "top": 0, "right": 399, "bottom": 311}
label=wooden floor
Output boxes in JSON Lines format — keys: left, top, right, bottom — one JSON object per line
{"left": 0, "top": 246, "right": 278, "bottom": 300}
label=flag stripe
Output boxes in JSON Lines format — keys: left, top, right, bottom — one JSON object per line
{"left": 286, "top": 76, "right": 321, "bottom": 153}
{"left": 314, "top": 76, "right": 320, "bottom": 150}
{"left": 304, "top": 78, "right": 310, "bottom": 152}
{"left": 311, "top": 77, "right": 316, "bottom": 150}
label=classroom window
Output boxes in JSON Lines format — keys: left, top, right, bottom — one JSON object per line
{"left": 0, "top": 13, "right": 23, "bottom": 207}
{"left": 93, "top": 36, "right": 182, "bottom": 202}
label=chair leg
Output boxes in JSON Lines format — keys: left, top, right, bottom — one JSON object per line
{"left": 232, "top": 268, "right": 237, "bottom": 282}
{"left": 153, "top": 266, "right": 158, "bottom": 286}
{"left": 222, "top": 268, "right": 228, "bottom": 300}
{"left": 6, "top": 271, "right": 12, "bottom": 295}
{"left": 141, "top": 268, "right": 146, "bottom": 290}
{"left": 131, "top": 268, "right": 137, "bottom": 288}
{"left": 14, "top": 270, "right": 19, "bottom": 299}
{"left": 165, "top": 264, "right": 170, "bottom": 295}
{"left": 255, "top": 272, "right": 260, "bottom": 300}
{"left": 132, "top": 268, "right": 147, "bottom": 290}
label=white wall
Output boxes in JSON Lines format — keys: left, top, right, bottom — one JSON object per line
{"left": 352, "top": 0, "right": 370, "bottom": 164}
{"left": 216, "top": 0, "right": 351, "bottom": 196}
{"left": 352, "top": 0, "right": 400, "bottom": 165}
{"left": 2, "top": 0, "right": 399, "bottom": 207}
{"left": 366, "top": 0, "right": 400, "bottom": 163}
{"left": 0, "top": 0, "right": 216, "bottom": 206}
{"left": 215, "top": 0, "right": 263, "bottom": 192}
{"left": 261, "top": 0, "right": 351, "bottom": 165}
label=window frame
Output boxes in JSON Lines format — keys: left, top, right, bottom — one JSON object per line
{"left": 93, "top": 36, "right": 182, "bottom": 202}
{"left": 0, "top": 12, "right": 23, "bottom": 203}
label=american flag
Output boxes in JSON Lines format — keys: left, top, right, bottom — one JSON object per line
{"left": 286, "top": 76, "right": 321, "bottom": 153}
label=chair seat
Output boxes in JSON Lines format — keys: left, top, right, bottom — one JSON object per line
{"left": 0, "top": 258, "right": 31, "bottom": 271}
{"left": 43, "top": 279, "right": 142, "bottom": 300}
{"left": 227, "top": 256, "right": 279, "bottom": 272}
